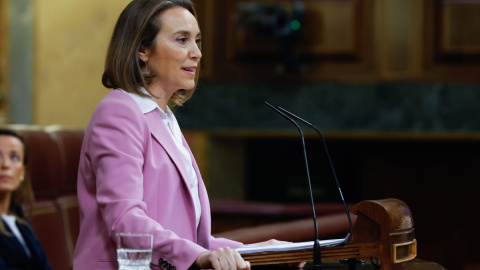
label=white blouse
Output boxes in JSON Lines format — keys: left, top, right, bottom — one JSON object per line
{"left": 2, "top": 214, "right": 31, "bottom": 257}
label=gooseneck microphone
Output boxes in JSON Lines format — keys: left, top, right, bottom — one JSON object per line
{"left": 264, "top": 102, "right": 323, "bottom": 270}
{"left": 276, "top": 106, "right": 353, "bottom": 241}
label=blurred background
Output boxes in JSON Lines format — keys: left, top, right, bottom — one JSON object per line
{"left": 1, "top": 0, "right": 480, "bottom": 269}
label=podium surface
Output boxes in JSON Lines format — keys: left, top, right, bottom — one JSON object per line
{"left": 251, "top": 259, "right": 446, "bottom": 269}
{"left": 242, "top": 199, "right": 425, "bottom": 270}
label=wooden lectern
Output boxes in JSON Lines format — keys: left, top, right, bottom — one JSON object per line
{"left": 242, "top": 198, "right": 418, "bottom": 270}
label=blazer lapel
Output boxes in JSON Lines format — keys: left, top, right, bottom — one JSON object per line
{"left": 2, "top": 219, "right": 30, "bottom": 259}
{"left": 143, "top": 110, "right": 192, "bottom": 193}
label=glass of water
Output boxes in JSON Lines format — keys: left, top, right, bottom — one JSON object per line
{"left": 116, "top": 233, "right": 153, "bottom": 270}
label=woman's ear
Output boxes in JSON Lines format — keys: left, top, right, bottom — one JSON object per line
{"left": 138, "top": 45, "right": 149, "bottom": 63}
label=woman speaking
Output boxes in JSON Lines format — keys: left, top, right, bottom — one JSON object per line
{"left": 73, "top": 1, "right": 275, "bottom": 269}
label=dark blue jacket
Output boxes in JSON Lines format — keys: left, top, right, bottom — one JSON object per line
{"left": 0, "top": 216, "right": 52, "bottom": 270}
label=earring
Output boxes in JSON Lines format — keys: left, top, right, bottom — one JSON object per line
{"left": 19, "top": 175, "right": 24, "bottom": 181}
{"left": 144, "top": 59, "right": 149, "bottom": 74}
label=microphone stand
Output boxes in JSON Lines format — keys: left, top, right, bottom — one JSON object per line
{"left": 264, "top": 102, "right": 323, "bottom": 270}
{"left": 277, "top": 106, "right": 353, "bottom": 240}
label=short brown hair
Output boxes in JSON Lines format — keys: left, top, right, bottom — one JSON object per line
{"left": 102, "top": 0, "right": 198, "bottom": 106}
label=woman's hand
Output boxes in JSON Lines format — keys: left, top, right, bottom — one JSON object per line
{"left": 242, "top": 239, "right": 307, "bottom": 269}
{"left": 241, "top": 239, "right": 287, "bottom": 247}
{"left": 195, "top": 247, "right": 251, "bottom": 270}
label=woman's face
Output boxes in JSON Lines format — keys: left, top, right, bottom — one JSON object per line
{"left": 0, "top": 135, "right": 25, "bottom": 195}
{"left": 142, "top": 7, "right": 202, "bottom": 96}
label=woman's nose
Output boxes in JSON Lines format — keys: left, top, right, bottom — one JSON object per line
{"left": 189, "top": 43, "right": 202, "bottom": 60}
{"left": 0, "top": 157, "right": 9, "bottom": 168}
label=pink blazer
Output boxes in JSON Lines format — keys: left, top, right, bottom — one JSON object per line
{"left": 73, "top": 90, "right": 241, "bottom": 270}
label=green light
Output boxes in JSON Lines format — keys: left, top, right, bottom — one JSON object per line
{"left": 290, "top": 20, "right": 301, "bottom": 31}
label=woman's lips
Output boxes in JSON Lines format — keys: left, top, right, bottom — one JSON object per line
{"left": 0, "top": 175, "right": 12, "bottom": 181}
{"left": 181, "top": 67, "right": 196, "bottom": 76}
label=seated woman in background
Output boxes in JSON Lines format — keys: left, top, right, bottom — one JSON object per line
{"left": 0, "top": 129, "right": 52, "bottom": 270}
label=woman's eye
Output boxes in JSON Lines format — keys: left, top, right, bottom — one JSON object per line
{"left": 177, "top": 37, "right": 187, "bottom": 43}
{"left": 196, "top": 38, "right": 201, "bottom": 44}
{"left": 11, "top": 155, "right": 20, "bottom": 162}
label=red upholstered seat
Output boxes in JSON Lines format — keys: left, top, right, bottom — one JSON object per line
{"left": 56, "top": 195, "right": 80, "bottom": 267}
{"left": 50, "top": 129, "right": 84, "bottom": 195}
{"left": 16, "top": 128, "right": 62, "bottom": 200}
{"left": 27, "top": 200, "right": 71, "bottom": 270}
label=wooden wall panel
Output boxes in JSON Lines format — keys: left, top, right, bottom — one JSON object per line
{"left": 424, "top": 0, "right": 480, "bottom": 82}
{"left": 226, "top": 1, "right": 361, "bottom": 59}
{"left": 378, "top": 0, "right": 424, "bottom": 79}
{"left": 195, "top": 0, "right": 480, "bottom": 82}
{"left": 196, "top": 0, "right": 377, "bottom": 82}
{"left": 192, "top": 0, "right": 215, "bottom": 78}
{"left": 441, "top": 4, "right": 480, "bottom": 54}
{"left": 299, "top": 2, "right": 356, "bottom": 54}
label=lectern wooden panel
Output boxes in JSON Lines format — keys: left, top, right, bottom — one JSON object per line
{"left": 241, "top": 198, "right": 417, "bottom": 270}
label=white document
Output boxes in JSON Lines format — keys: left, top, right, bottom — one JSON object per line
{"left": 236, "top": 239, "right": 345, "bottom": 254}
